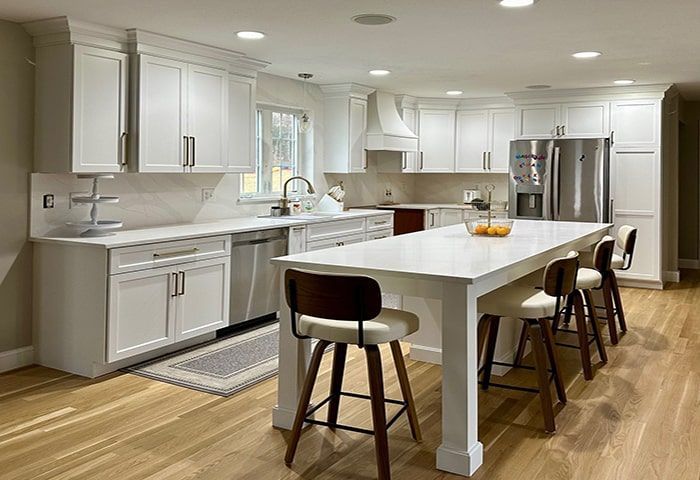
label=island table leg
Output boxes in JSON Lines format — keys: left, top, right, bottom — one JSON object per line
{"left": 436, "top": 282, "right": 484, "bottom": 476}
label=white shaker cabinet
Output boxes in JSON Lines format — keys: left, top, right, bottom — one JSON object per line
{"left": 456, "top": 110, "right": 489, "bottom": 172}
{"left": 515, "top": 104, "right": 560, "bottom": 139}
{"left": 610, "top": 100, "right": 660, "bottom": 148}
{"left": 135, "top": 55, "right": 229, "bottom": 172}
{"left": 418, "top": 109, "right": 456, "bottom": 172}
{"left": 489, "top": 109, "right": 515, "bottom": 172}
{"left": 33, "top": 44, "right": 128, "bottom": 173}
{"left": 560, "top": 102, "right": 610, "bottom": 138}
{"left": 400, "top": 107, "right": 419, "bottom": 172}
{"left": 439, "top": 209, "right": 463, "bottom": 227}
{"left": 227, "top": 75, "right": 256, "bottom": 173}
{"left": 321, "top": 84, "right": 373, "bottom": 173}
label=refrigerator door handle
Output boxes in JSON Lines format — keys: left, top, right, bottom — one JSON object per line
{"left": 552, "top": 146, "right": 561, "bottom": 221}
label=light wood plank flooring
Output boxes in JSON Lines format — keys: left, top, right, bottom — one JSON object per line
{"left": 1, "top": 272, "right": 699, "bottom": 479}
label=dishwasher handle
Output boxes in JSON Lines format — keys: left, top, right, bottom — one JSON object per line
{"left": 233, "top": 236, "right": 287, "bottom": 247}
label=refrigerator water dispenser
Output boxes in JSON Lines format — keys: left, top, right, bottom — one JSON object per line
{"left": 515, "top": 184, "right": 544, "bottom": 219}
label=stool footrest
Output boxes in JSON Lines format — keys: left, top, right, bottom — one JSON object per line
{"left": 303, "top": 391, "right": 408, "bottom": 436}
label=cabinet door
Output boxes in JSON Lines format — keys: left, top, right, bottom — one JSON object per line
{"left": 227, "top": 75, "right": 256, "bottom": 173}
{"left": 612, "top": 214, "right": 659, "bottom": 282}
{"left": 425, "top": 209, "right": 441, "bottom": 229}
{"left": 401, "top": 108, "right": 418, "bottom": 172}
{"left": 439, "top": 209, "right": 463, "bottom": 226}
{"left": 107, "top": 266, "right": 176, "bottom": 362}
{"left": 188, "top": 64, "right": 229, "bottom": 172}
{"left": 561, "top": 102, "right": 610, "bottom": 138}
{"left": 349, "top": 98, "right": 368, "bottom": 172}
{"left": 456, "top": 110, "right": 489, "bottom": 172}
{"left": 488, "top": 109, "right": 514, "bottom": 173}
{"left": 72, "top": 46, "right": 128, "bottom": 173}
{"left": 419, "top": 109, "right": 455, "bottom": 172}
{"left": 288, "top": 226, "right": 307, "bottom": 254}
{"left": 175, "top": 257, "right": 230, "bottom": 341}
{"left": 611, "top": 100, "right": 660, "bottom": 148}
{"left": 516, "top": 104, "right": 559, "bottom": 139}
{"left": 138, "top": 55, "right": 188, "bottom": 172}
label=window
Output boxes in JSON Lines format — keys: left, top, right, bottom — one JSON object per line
{"left": 241, "top": 107, "right": 300, "bottom": 198}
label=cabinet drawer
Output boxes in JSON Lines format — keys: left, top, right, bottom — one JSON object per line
{"left": 366, "top": 228, "right": 393, "bottom": 241}
{"left": 463, "top": 211, "right": 508, "bottom": 221}
{"left": 306, "top": 234, "right": 365, "bottom": 252}
{"left": 366, "top": 214, "right": 394, "bottom": 231}
{"left": 109, "top": 235, "right": 231, "bottom": 275}
{"left": 305, "top": 218, "right": 366, "bottom": 242}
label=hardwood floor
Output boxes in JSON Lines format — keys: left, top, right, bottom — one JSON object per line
{"left": 2, "top": 272, "right": 699, "bottom": 479}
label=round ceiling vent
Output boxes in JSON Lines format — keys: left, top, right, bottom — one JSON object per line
{"left": 352, "top": 14, "right": 396, "bottom": 26}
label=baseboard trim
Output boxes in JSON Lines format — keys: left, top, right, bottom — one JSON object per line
{"left": 409, "top": 344, "right": 442, "bottom": 365}
{"left": 679, "top": 258, "right": 700, "bottom": 269}
{"left": 663, "top": 270, "right": 681, "bottom": 283}
{"left": 0, "top": 346, "right": 34, "bottom": 373}
{"left": 616, "top": 277, "right": 664, "bottom": 290}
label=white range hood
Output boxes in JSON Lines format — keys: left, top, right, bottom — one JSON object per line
{"left": 365, "top": 91, "right": 418, "bottom": 152}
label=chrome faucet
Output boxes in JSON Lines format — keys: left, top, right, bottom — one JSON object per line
{"left": 277, "top": 176, "right": 316, "bottom": 215}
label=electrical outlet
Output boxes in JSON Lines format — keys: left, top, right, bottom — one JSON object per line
{"left": 43, "top": 194, "right": 55, "bottom": 209}
{"left": 201, "top": 188, "right": 215, "bottom": 202}
{"left": 69, "top": 192, "right": 90, "bottom": 209}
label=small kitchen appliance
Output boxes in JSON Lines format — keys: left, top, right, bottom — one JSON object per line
{"left": 463, "top": 189, "right": 481, "bottom": 204}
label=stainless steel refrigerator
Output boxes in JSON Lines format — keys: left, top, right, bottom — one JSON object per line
{"left": 508, "top": 138, "right": 610, "bottom": 223}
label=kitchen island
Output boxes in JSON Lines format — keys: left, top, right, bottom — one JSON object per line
{"left": 271, "top": 219, "right": 610, "bottom": 477}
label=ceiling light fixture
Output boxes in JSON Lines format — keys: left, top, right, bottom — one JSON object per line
{"left": 236, "top": 31, "right": 265, "bottom": 40}
{"left": 352, "top": 14, "right": 396, "bottom": 25}
{"left": 298, "top": 73, "right": 314, "bottom": 134}
{"left": 369, "top": 69, "right": 391, "bottom": 76}
{"left": 614, "top": 79, "right": 636, "bottom": 85}
{"left": 572, "top": 51, "right": 602, "bottom": 59}
{"left": 446, "top": 90, "right": 463, "bottom": 96}
{"left": 499, "top": 0, "right": 538, "bottom": 7}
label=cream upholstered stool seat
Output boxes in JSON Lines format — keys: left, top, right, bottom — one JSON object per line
{"left": 284, "top": 269, "right": 421, "bottom": 480}
{"left": 299, "top": 308, "right": 418, "bottom": 345}
{"left": 575, "top": 267, "right": 603, "bottom": 290}
{"left": 477, "top": 252, "right": 579, "bottom": 433}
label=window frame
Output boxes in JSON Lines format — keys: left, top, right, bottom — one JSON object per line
{"left": 240, "top": 105, "right": 303, "bottom": 201}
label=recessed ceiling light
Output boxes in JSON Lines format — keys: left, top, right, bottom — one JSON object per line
{"left": 572, "top": 51, "right": 602, "bottom": 59}
{"left": 614, "top": 79, "right": 636, "bottom": 85}
{"left": 526, "top": 84, "right": 552, "bottom": 90}
{"left": 352, "top": 14, "right": 396, "bottom": 25}
{"left": 446, "top": 90, "right": 463, "bottom": 96}
{"left": 638, "top": 61, "right": 652, "bottom": 66}
{"left": 236, "top": 31, "right": 265, "bottom": 40}
{"left": 369, "top": 69, "right": 391, "bottom": 76}
{"left": 499, "top": 0, "right": 538, "bottom": 7}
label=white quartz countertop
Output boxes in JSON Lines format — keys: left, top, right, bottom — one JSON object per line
{"left": 377, "top": 203, "right": 490, "bottom": 211}
{"left": 272, "top": 220, "right": 611, "bottom": 284}
{"left": 29, "top": 209, "right": 389, "bottom": 249}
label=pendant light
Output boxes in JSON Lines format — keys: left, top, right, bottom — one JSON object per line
{"left": 298, "top": 73, "right": 313, "bottom": 134}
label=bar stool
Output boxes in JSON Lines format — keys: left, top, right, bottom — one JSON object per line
{"left": 283, "top": 269, "right": 422, "bottom": 480}
{"left": 579, "top": 226, "right": 637, "bottom": 344}
{"left": 477, "top": 252, "right": 578, "bottom": 433}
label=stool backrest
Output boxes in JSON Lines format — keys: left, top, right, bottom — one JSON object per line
{"left": 542, "top": 251, "right": 579, "bottom": 299}
{"left": 593, "top": 236, "right": 616, "bottom": 273}
{"left": 616, "top": 225, "right": 637, "bottom": 270}
{"left": 284, "top": 269, "right": 382, "bottom": 346}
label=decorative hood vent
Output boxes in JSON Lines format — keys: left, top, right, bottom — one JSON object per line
{"left": 365, "top": 91, "right": 418, "bottom": 152}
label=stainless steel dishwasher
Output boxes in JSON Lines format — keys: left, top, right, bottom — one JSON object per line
{"left": 230, "top": 228, "right": 288, "bottom": 325}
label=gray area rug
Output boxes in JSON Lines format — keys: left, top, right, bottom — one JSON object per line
{"left": 125, "top": 293, "right": 401, "bottom": 397}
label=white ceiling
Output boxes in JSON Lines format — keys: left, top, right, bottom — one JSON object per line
{"left": 2, "top": 0, "right": 700, "bottom": 99}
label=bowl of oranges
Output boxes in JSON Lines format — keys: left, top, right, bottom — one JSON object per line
{"left": 465, "top": 219, "right": 514, "bottom": 237}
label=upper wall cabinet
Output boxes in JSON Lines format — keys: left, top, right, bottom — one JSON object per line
{"left": 610, "top": 100, "right": 660, "bottom": 148}
{"left": 516, "top": 101, "right": 609, "bottom": 139}
{"left": 321, "top": 84, "right": 374, "bottom": 174}
{"left": 455, "top": 108, "right": 514, "bottom": 173}
{"left": 32, "top": 43, "right": 128, "bottom": 173}
{"left": 134, "top": 56, "right": 229, "bottom": 173}
{"left": 418, "top": 109, "right": 456, "bottom": 172}
{"left": 25, "top": 18, "right": 268, "bottom": 174}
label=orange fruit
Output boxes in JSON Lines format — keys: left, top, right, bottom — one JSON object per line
{"left": 487, "top": 226, "right": 497, "bottom": 235}
{"left": 475, "top": 224, "right": 488, "bottom": 234}
{"left": 496, "top": 227, "right": 509, "bottom": 236}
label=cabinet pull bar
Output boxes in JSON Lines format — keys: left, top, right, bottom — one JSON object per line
{"left": 561, "top": 125, "right": 566, "bottom": 136}
{"left": 178, "top": 271, "right": 185, "bottom": 295}
{"left": 183, "top": 136, "right": 189, "bottom": 167}
{"left": 610, "top": 130, "right": 615, "bottom": 146}
{"left": 482, "top": 152, "right": 486, "bottom": 170}
{"left": 488, "top": 151, "right": 492, "bottom": 170}
{"left": 171, "top": 272, "right": 179, "bottom": 297}
{"left": 120, "top": 132, "right": 128, "bottom": 167}
{"left": 153, "top": 247, "right": 200, "bottom": 258}
{"left": 556, "top": 125, "right": 561, "bottom": 136}
{"left": 190, "top": 136, "right": 196, "bottom": 167}
{"left": 420, "top": 151, "right": 424, "bottom": 170}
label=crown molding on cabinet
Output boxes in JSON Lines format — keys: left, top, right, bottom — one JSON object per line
{"left": 127, "top": 29, "right": 269, "bottom": 77}
{"left": 320, "top": 83, "right": 376, "bottom": 100}
{"left": 507, "top": 84, "right": 673, "bottom": 104}
{"left": 23, "top": 16, "right": 128, "bottom": 51}
{"left": 415, "top": 96, "right": 513, "bottom": 111}
{"left": 395, "top": 95, "right": 417, "bottom": 109}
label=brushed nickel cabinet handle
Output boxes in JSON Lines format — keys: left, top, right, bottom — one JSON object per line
{"left": 488, "top": 151, "right": 492, "bottom": 170}
{"left": 171, "top": 272, "right": 179, "bottom": 297}
{"left": 183, "top": 136, "right": 189, "bottom": 167}
{"left": 556, "top": 125, "right": 561, "bottom": 136}
{"left": 120, "top": 132, "right": 128, "bottom": 167}
{"left": 189, "top": 136, "right": 196, "bottom": 167}
{"left": 610, "top": 130, "right": 615, "bottom": 146}
{"left": 402, "top": 153, "right": 406, "bottom": 170}
{"left": 153, "top": 247, "right": 200, "bottom": 258}
{"left": 178, "top": 271, "right": 185, "bottom": 295}
{"left": 482, "top": 152, "right": 486, "bottom": 170}
{"left": 561, "top": 125, "right": 566, "bottom": 136}
{"left": 420, "top": 151, "right": 424, "bottom": 170}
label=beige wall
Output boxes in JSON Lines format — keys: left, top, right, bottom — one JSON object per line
{"left": 0, "top": 20, "right": 34, "bottom": 353}
{"left": 679, "top": 101, "right": 700, "bottom": 260}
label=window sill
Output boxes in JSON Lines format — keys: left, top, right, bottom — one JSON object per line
{"left": 237, "top": 196, "right": 281, "bottom": 205}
